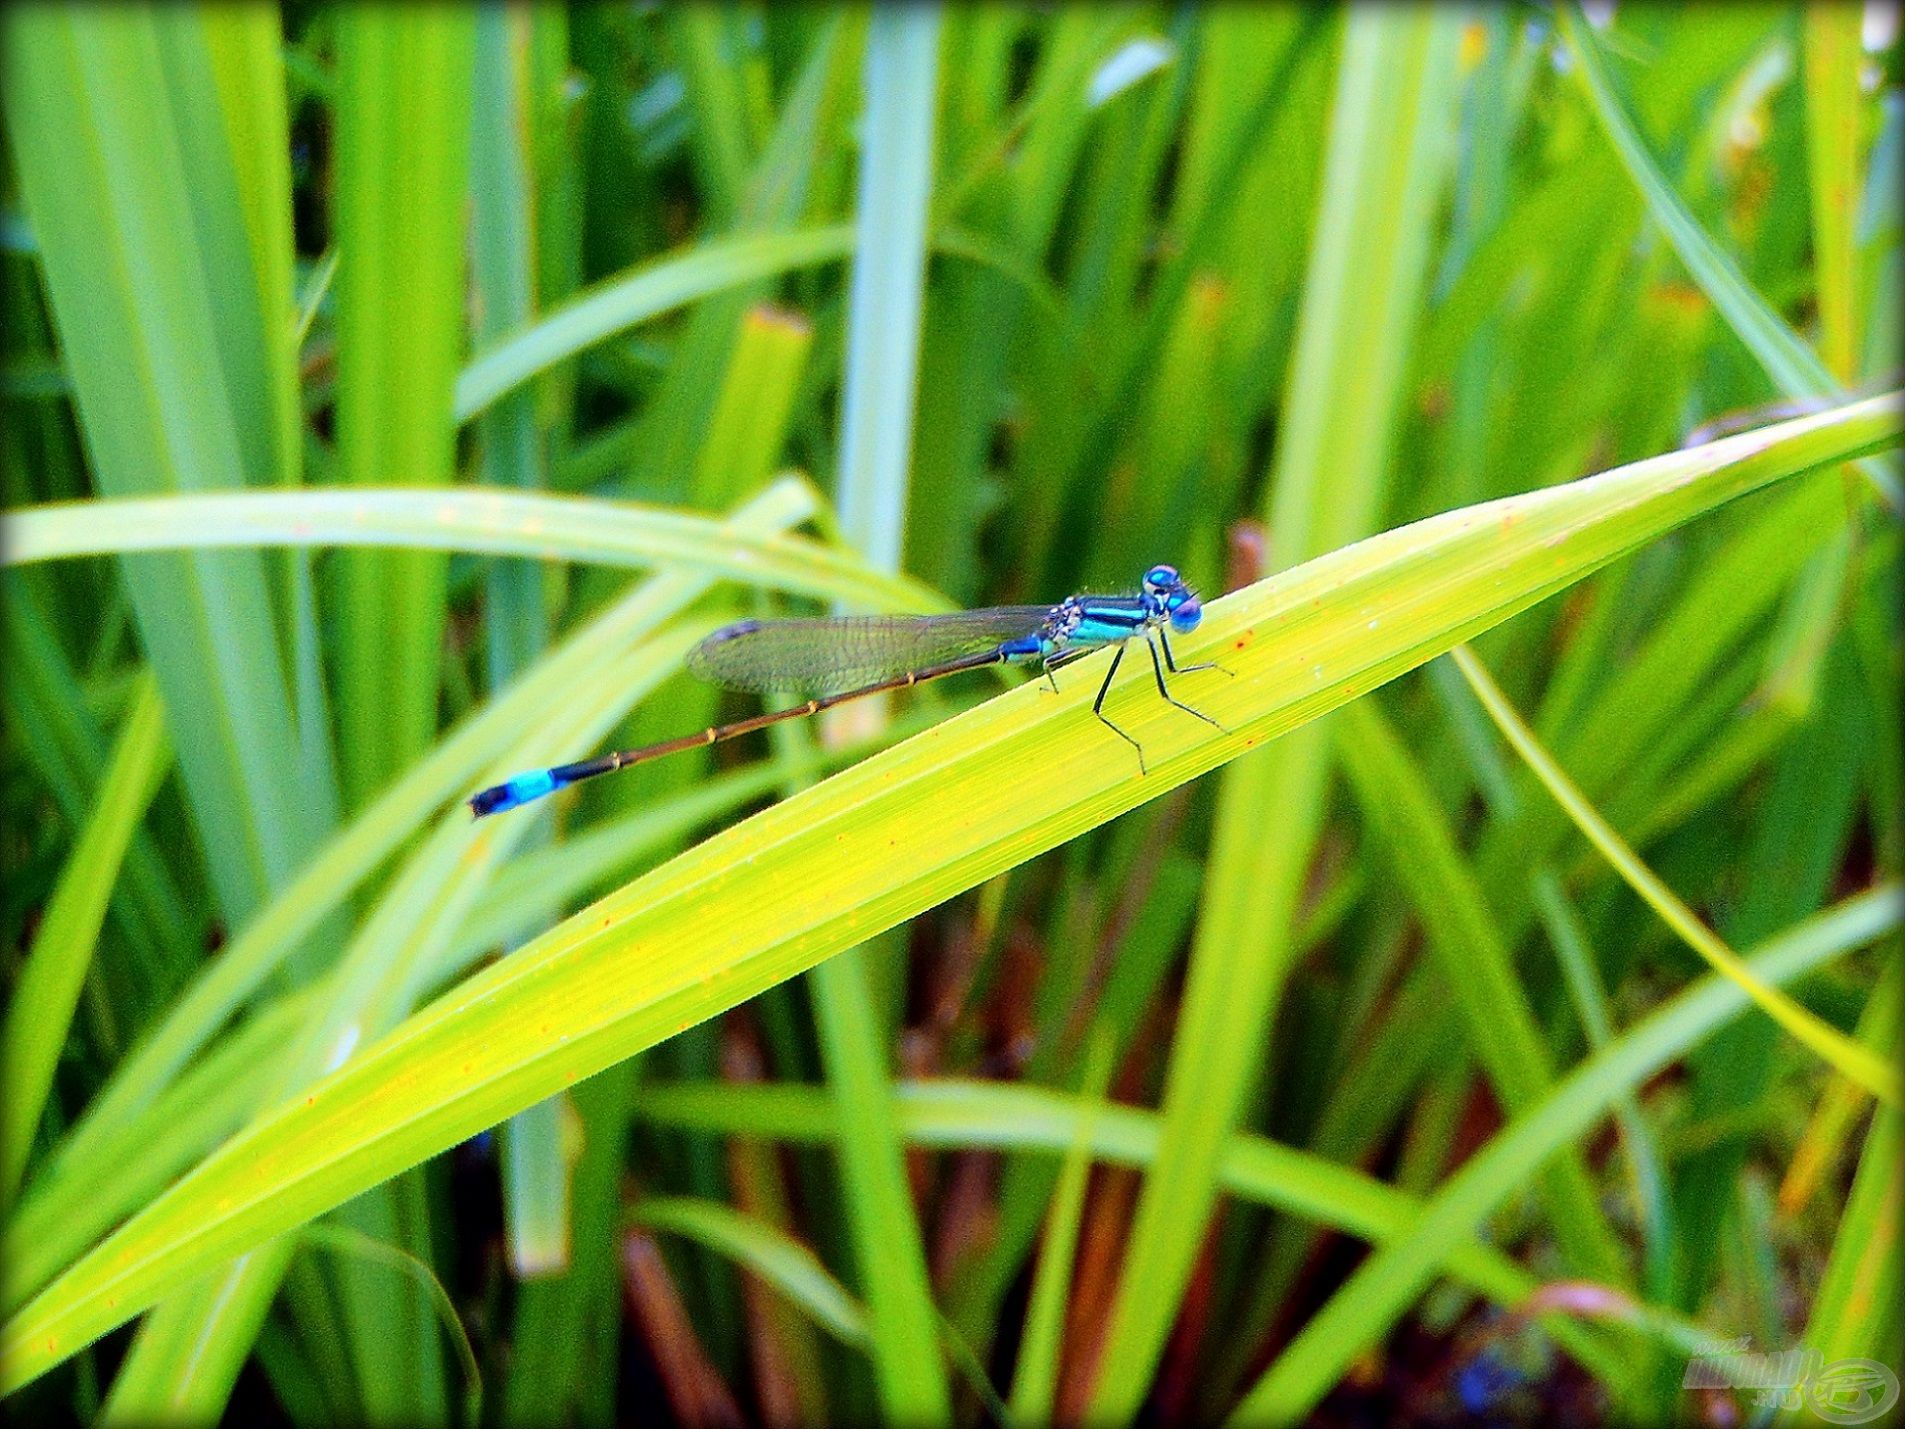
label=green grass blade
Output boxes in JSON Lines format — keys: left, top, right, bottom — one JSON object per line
{"left": 1006, "top": 1027, "right": 1114, "bottom": 1427}
{"left": 1801, "top": 1, "right": 1867, "bottom": 381}
{"left": 834, "top": 3, "right": 941, "bottom": 572}
{"left": 1336, "top": 697, "right": 1629, "bottom": 1283}
{"left": 299, "top": 1224, "right": 481, "bottom": 1426}
{"left": 1453, "top": 645, "right": 1898, "bottom": 1105}
{"left": 0, "top": 674, "right": 168, "bottom": 1204}
{"left": 632, "top": 1197, "right": 869, "bottom": 1349}
{"left": 1531, "top": 873, "right": 1675, "bottom": 1300}
{"left": 454, "top": 225, "right": 855, "bottom": 422}
{"left": 809, "top": 944, "right": 948, "bottom": 1413}
{"left": 1778, "top": 957, "right": 1900, "bottom": 1218}
{"left": 159, "top": 7, "right": 326, "bottom": 821}
{"left": 695, "top": 306, "right": 815, "bottom": 511}
{"left": 0, "top": 4, "right": 330, "bottom": 925}
{"left": 450, "top": 217, "right": 1041, "bottom": 433}
{"left": 196, "top": 5, "right": 301, "bottom": 491}
{"left": 1776, "top": 1106, "right": 1902, "bottom": 1429}
{"left": 607, "top": 15, "right": 849, "bottom": 512}
{"left": 1, "top": 484, "right": 946, "bottom": 615}
{"left": 1, "top": 578, "right": 199, "bottom": 1009}
{"left": 664, "top": 8, "right": 759, "bottom": 229}
{"left": 2, "top": 393, "right": 1896, "bottom": 1391}
{"left": 1661, "top": 626, "right": 1876, "bottom": 1333}
{"left": 499, "top": 1098, "right": 569, "bottom": 1279}
{"left": 331, "top": 2, "right": 475, "bottom": 809}
{"left": 1556, "top": 2, "right": 1899, "bottom": 508}
{"left": 635, "top": 1073, "right": 1622, "bottom": 1386}
{"left": 470, "top": 0, "right": 566, "bottom": 1284}
{"left": 809, "top": 6, "right": 954, "bottom": 1422}
{"left": 501, "top": 1063, "right": 630, "bottom": 1429}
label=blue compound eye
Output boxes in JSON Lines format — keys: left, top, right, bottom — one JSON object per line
{"left": 1169, "top": 593, "right": 1202, "bottom": 631}
{"left": 1145, "top": 563, "right": 1178, "bottom": 589}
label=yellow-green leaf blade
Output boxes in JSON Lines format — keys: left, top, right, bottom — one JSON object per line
{"left": 2, "top": 391, "right": 1897, "bottom": 1392}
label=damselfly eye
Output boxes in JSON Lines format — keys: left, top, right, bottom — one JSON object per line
{"left": 1169, "top": 593, "right": 1202, "bottom": 632}
{"left": 1145, "top": 564, "right": 1178, "bottom": 589}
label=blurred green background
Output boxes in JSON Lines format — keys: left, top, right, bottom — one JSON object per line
{"left": 1, "top": 2, "right": 1900, "bottom": 1424}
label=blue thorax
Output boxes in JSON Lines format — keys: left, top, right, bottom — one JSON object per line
{"left": 1027, "top": 564, "right": 1204, "bottom": 659}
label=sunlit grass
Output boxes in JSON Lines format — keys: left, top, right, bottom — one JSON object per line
{"left": 1, "top": 5, "right": 1899, "bottom": 1425}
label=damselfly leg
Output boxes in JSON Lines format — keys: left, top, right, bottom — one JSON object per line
{"left": 1084, "top": 632, "right": 1228, "bottom": 777}
{"left": 1040, "top": 647, "right": 1089, "bottom": 694}
{"left": 1090, "top": 643, "right": 1150, "bottom": 774}
{"left": 1158, "top": 628, "right": 1234, "bottom": 678}
{"left": 1145, "top": 633, "right": 1227, "bottom": 733}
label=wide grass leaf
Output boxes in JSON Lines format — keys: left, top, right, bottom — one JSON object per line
{"left": 1, "top": 392, "right": 1897, "bottom": 1390}
{"left": 0, "top": 484, "right": 944, "bottom": 616}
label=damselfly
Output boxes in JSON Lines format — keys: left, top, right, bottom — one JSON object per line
{"left": 469, "top": 563, "right": 1229, "bottom": 817}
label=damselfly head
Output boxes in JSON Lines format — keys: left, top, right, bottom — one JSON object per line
{"left": 1143, "top": 564, "right": 1203, "bottom": 632}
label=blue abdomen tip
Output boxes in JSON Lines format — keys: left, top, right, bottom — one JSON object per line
{"left": 469, "top": 768, "right": 558, "bottom": 818}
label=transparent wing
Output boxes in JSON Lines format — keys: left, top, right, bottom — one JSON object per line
{"left": 686, "top": 606, "right": 1054, "bottom": 694}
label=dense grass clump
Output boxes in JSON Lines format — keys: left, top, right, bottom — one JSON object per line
{"left": 1, "top": 4, "right": 1899, "bottom": 1424}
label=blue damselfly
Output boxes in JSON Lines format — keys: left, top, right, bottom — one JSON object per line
{"left": 469, "top": 563, "right": 1228, "bottom": 816}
